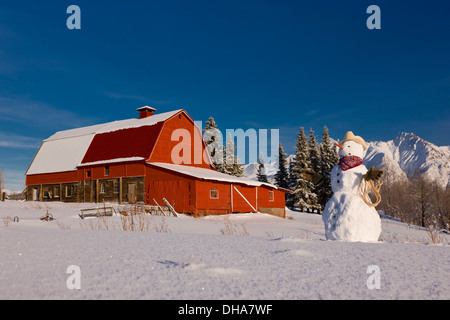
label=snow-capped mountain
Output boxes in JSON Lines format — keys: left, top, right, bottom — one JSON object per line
{"left": 243, "top": 132, "right": 449, "bottom": 188}
{"left": 243, "top": 154, "right": 295, "bottom": 184}
{"left": 364, "top": 132, "right": 450, "bottom": 188}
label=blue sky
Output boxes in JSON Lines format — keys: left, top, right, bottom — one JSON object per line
{"left": 0, "top": 0, "right": 449, "bottom": 191}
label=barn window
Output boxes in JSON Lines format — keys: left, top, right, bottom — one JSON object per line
{"left": 66, "top": 185, "right": 72, "bottom": 198}
{"left": 210, "top": 187, "right": 219, "bottom": 199}
{"left": 105, "top": 166, "right": 109, "bottom": 176}
{"left": 86, "top": 170, "right": 91, "bottom": 178}
{"left": 100, "top": 183, "right": 106, "bottom": 194}
{"left": 54, "top": 186, "right": 60, "bottom": 198}
{"left": 269, "top": 190, "right": 274, "bottom": 202}
{"left": 114, "top": 181, "right": 119, "bottom": 194}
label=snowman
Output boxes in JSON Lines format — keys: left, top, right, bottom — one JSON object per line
{"left": 322, "top": 131, "right": 383, "bottom": 242}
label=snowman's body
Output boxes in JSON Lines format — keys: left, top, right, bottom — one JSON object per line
{"left": 322, "top": 140, "right": 381, "bottom": 242}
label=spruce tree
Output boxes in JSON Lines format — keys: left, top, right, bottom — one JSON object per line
{"left": 274, "top": 143, "right": 290, "bottom": 189}
{"left": 318, "top": 126, "right": 338, "bottom": 211}
{"left": 307, "top": 128, "right": 321, "bottom": 212}
{"left": 286, "top": 156, "right": 297, "bottom": 208}
{"left": 289, "top": 127, "right": 319, "bottom": 212}
{"left": 257, "top": 153, "right": 269, "bottom": 183}
{"left": 203, "top": 116, "right": 223, "bottom": 170}
{"left": 232, "top": 155, "right": 244, "bottom": 177}
{"left": 223, "top": 134, "right": 244, "bottom": 177}
{"left": 308, "top": 128, "right": 320, "bottom": 176}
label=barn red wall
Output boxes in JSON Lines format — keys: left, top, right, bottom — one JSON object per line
{"left": 195, "top": 180, "right": 232, "bottom": 214}
{"left": 79, "top": 162, "right": 146, "bottom": 181}
{"left": 256, "top": 185, "right": 286, "bottom": 209}
{"left": 232, "top": 184, "right": 258, "bottom": 213}
{"left": 26, "top": 170, "right": 81, "bottom": 185}
{"left": 145, "top": 166, "right": 196, "bottom": 214}
{"left": 27, "top": 162, "right": 147, "bottom": 186}
{"left": 149, "top": 112, "right": 212, "bottom": 169}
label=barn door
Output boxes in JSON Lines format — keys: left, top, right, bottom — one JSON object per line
{"left": 232, "top": 185, "right": 257, "bottom": 213}
{"left": 32, "top": 188, "right": 39, "bottom": 201}
{"left": 128, "top": 183, "right": 137, "bottom": 203}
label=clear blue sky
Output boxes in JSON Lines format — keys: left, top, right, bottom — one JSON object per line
{"left": 0, "top": 0, "right": 449, "bottom": 191}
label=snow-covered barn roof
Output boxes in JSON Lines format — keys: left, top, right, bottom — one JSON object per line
{"left": 45, "top": 109, "right": 182, "bottom": 141}
{"left": 26, "top": 134, "right": 95, "bottom": 175}
{"left": 26, "top": 110, "right": 181, "bottom": 175}
{"left": 148, "top": 162, "right": 280, "bottom": 189}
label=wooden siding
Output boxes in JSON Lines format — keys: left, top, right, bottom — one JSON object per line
{"left": 26, "top": 170, "right": 80, "bottom": 186}
{"left": 145, "top": 165, "right": 196, "bottom": 213}
{"left": 27, "top": 177, "right": 145, "bottom": 204}
{"left": 195, "top": 180, "right": 232, "bottom": 215}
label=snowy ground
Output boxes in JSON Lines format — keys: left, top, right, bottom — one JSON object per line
{"left": 0, "top": 200, "right": 449, "bottom": 300}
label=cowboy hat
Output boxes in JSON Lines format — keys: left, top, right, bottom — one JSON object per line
{"left": 338, "top": 131, "right": 368, "bottom": 150}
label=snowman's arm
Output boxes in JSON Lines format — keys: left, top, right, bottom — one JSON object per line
{"left": 363, "top": 166, "right": 383, "bottom": 181}
{"left": 301, "top": 169, "right": 322, "bottom": 185}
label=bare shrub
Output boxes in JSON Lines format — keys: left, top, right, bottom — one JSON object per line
{"left": 220, "top": 219, "right": 249, "bottom": 236}
{"left": 379, "top": 170, "right": 450, "bottom": 232}
{"left": 154, "top": 217, "right": 170, "bottom": 233}
{"left": 56, "top": 220, "right": 71, "bottom": 230}
{"left": 2, "top": 216, "right": 11, "bottom": 227}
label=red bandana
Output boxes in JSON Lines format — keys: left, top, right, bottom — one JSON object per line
{"left": 338, "top": 155, "right": 363, "bottom": 171}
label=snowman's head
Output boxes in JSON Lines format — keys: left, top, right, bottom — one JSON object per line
{"left": 339, "top": 140, "right": 365, "bottom": 159}
{"left": 337, "top": 131, "right": 367, "bottom": 159}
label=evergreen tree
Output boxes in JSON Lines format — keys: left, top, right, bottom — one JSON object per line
{"left": 306, "top": 128, "right": 321, "bottom": 212}
{"left": 274, "top": 144, "right": 290, "bottom": 189}
{"left": 288, "top": 127, "right": 319, "bottom": 212}
{"left": 204, "top": 116, "right": 217, "bottom": 131}
{"left": 257, "top": 153, "right": 268, "bottom": 183}
{"left": 308, "top": 128, "right": 320, "bottom": 176}
{"left": 317, "top": 126, "right": 339, "bottom": 211}
{"left": 286, "top": 156, "right": 297, "bottom": 208}
{"left": 287, "top": 156, "right": 297, "bottom": 190}
{"left": 203, "top": 116, "right": 223, "bottom": 170}
{"left": 232, "top": 154, "right": 244, "bottom": 177}
{"left": 223, "top": 134, "right": 244, "bottom": 177}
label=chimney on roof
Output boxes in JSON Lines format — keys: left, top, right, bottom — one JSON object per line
{"left": 137, "top": 106, "right": 157, "bottom": 119}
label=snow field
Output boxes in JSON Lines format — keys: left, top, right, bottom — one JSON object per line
{"left": 0, "top": 201, "right": 449, "bottom": 299}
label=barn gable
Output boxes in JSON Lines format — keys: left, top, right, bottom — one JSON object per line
{"left": 148, "top": 111, "right": 213, "bottom": 168}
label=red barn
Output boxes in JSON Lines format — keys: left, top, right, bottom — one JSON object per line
{"left": 25, "top": 107, "right": 288, "bottom": 217}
